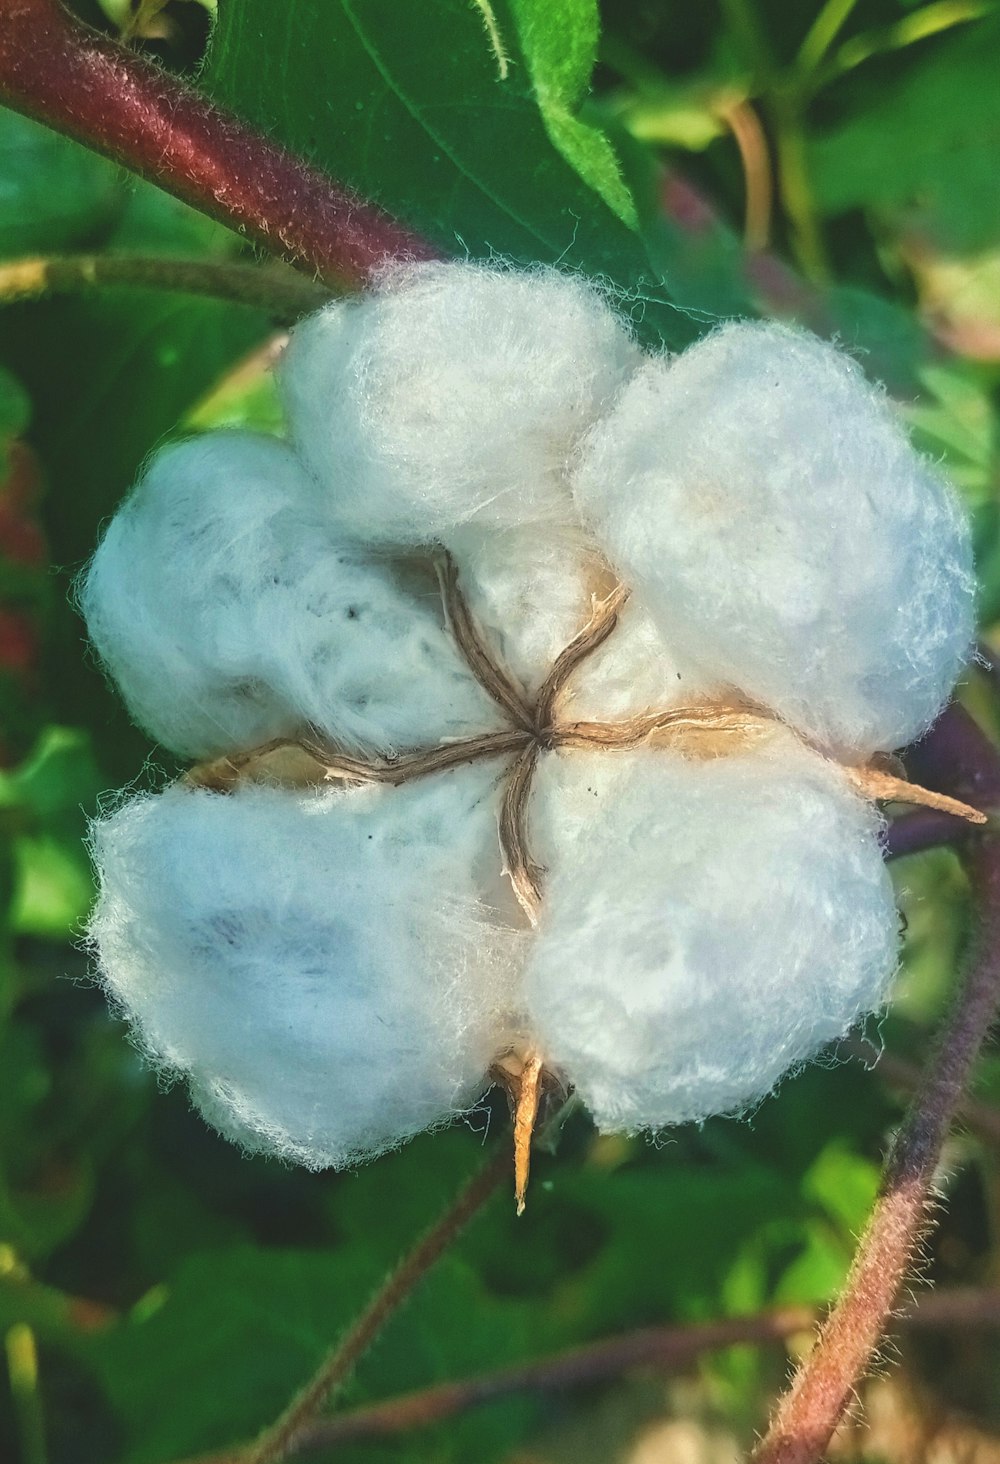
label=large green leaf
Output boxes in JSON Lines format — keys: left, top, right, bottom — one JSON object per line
{"left": 85, "top": 1246, "right": 536, "bottom": 1464}
{"left": 809, "top": 13, "right": 1000, "bottom": 253}
{"left": 0, "top": 107, "right": 122, "bottom": 257}
{"left": 203, "top": 0, "right": 696, "bottom": 349}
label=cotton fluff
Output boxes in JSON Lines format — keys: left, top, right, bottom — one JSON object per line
{"left": 280, "top": 260, "right": 642, "bottom": 546}
{"left": 83, "top": 264, "right": 976, "bottom": 1176}
{"left": 89, "top": 766, "right": 526, "bottom": 1168}
{"left": 447, "top": 523, "right": 610, "bottom": 694}
{"left": 572, "top": 322, "right": 976, "bottom": 760}
{"left": 80, "top": 432, "right": 498, "bottom": 760}
{"left": 524, "top": 737, "right": 897, "bottom": 1132}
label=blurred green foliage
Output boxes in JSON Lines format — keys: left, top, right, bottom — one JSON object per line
{"left": 1, "top": 1, "right": 1000, "bottom": 1461}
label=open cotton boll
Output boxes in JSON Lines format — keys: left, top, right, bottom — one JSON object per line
{"left": 572, "top": 323, "right": 975, "bottom": 759}
{"left": 524, "top": 736, "right": 897, "bottom": 1133}
{"left": 448, "top": 523, "right": 609, "bottom": 695}
{"left": 80, "top": 432, "right": 498, "bottom": 760}
{"left": 280, "top": 260, "right": 642, "bottom": 546}
{"left": 88, "top": 767, "right": 526, "bottom": 1169}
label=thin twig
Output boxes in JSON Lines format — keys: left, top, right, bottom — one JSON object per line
{"left": 718, "top": 96, "right": 773, "bottom": 252}
{"left": 0, "top": 0, "right": 437, "bottom": 288}
{"left": 243, "top": 1147, "right": 510, "bottom": 1464}
{"left": 0, "top": 255, "right": 333, "bottom": 320}
{"left": 170, "top": 1287, "right": 1000, "bottom": 1464}
{"left": 753, "top": 832, "right": 1000, "bottom": 1464}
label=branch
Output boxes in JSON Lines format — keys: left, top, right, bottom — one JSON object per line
{"left": 0, "top": 255, "right": 334, "bottom": 320}
{"left": 171, "top": 1287, "right": 1000, "bottom": 1464}
{"left": 243, "top": 1147, "right": 510, "bottom": 1464}
{"left": 847, "top": 1034, "right": 1000, "bottom": 1147}
{"left": 752, "top": 830, "right": 1000, "bottom": 1464}
{"left": 0, "top": 0, "right": 439, "bottom": 289}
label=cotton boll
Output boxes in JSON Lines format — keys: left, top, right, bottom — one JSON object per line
{"left": 448, "top": 523, "right": 609, "bottom": 696}
{"left": 524, "top": 736, "right": 897, "bottom": 1133}
{"left": 88, "top": 767, "right": 527, "bottom": 1168}
{"left": 80, "top": 432, "right": 498, "bottom": 760}
{"left": 280, "top": 261, "right": 642, "bottom": 546}
{"left": 572, "top": 323, "right": 976, "bottom": 759}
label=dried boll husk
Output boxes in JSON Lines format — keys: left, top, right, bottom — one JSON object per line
{"left": 80, "top": 432, "right": 499, "bottom": 761}
{"left": 572, "top": 322, "right": 976, "bottom": 761}
{"left": 524, "top": 734, "right": 898, "bottom": 1133}
{"left": 279, "top": 260, "right": 642, "bottom": 546}
{"left": 88, "top": 767, "right": 527, "bottom": 1169}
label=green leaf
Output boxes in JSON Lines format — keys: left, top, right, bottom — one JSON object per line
{"left": 203, "top": 0, "right": 695, "bottom": 350}
{"left": 0, "top": 728, "right": 102, "bottom": 938}
{"left": 507, "top": 0, "right": 637, "bottom": 226}
{"left": 0, "top": 364, "right": 29, "bottom": 446}
{"left": 808, "top": 13, "right": 1000, "bottom": 252}
{"left": 0, "top": 108, "right": 123, "bottom": 257}
{"left": 85, "top": 1247, "right": 536, "bottom": 1463}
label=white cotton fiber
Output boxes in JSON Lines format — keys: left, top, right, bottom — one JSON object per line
{"left": 448, "top": 523, "right": 608, "bottom": 696}
{"left": 524, "top": 737, "right": 897, "bottom": 1133}
{"left": 80, "top": 432, "right": 498, "bottom": 760}
{"left": 564, "top": 593, "right": 713, "bottom": 722}
{"left": 572, "top": 322, "right": 976, "bottom": 759}
{"left": 88, "top": 766, "right": 526, "bottom": 1168}
{"left": 280, "top": 261, "right": 641, "bottom": 547}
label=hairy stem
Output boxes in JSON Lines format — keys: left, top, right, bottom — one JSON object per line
{"left": 0, "top": 255, "right": 333, "bottom": 319}
{"left": 243, "top": 1148, "right": 510, "bottom": 1464}
{"left": 172, "top": 1286, "right": 1000, "bottom": 1464}
{"left": 752, "top": 831, "right": 1000, "bottom": 1464}
{"left": 0, "top": 0, "right": 437, "bottom": 287}
{"left": 847, "top": 1034, "right": 1000, "bottom": 1147}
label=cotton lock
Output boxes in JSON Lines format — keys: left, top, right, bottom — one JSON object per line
{"left": 82, "top": 260, "right": 976, "bottom": 1194}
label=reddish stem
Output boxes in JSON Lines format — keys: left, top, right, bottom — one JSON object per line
{"left": 753, "top": 831, "right": 1000, "bottom": 1464}
{"left": 0, "top": 0, "right": 439, "bottom": 288}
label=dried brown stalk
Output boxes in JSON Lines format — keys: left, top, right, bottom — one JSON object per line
{"left": 752, "top": 832, "right": 1000, "bottom": 1464}
{"left": 535, "top": 582, "right": 630, "bottom": 728}
{"left": 498, "top": 743, "right": 544, "bottom": 924}
{"left": 437, "top": 554, "right": 535, "bottom": 730}
{"left": 186, "top": 729, "right": 532, "bottom": 794}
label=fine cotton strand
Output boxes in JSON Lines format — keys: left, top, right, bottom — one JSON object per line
{"left": 279, "top": 260, "right": 642, "bottom": 546}
{"left": 80, "top": 432, "right": 498, "bottom": 760}
{"left": 524, "top": 737, "right": 898, "bottom": 1133}
{"left": 572, "top": 322, "right": 976, "bottom": 760}
{"left": 88, "top": 768, "right": 525, "bottom": 1169}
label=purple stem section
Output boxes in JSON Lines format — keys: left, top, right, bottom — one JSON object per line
{"left": 0, "top": 0, "right": 439, "bottom": 288}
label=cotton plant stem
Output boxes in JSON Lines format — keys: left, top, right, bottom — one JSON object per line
{"left": 0, "top": 0, "right": 438, "bottom": 289}
{"left": 752, "top": 831, "right": 1000, "bottom": 1464}
{"left": 243, "top": 1146, "right": 510, "bottom": 1464}
{"left": 172, "top": 1286, "right": 1000, "bottom": 1464}
{"left": 0, "top": 254, "right": 334, "bottom": 319}
{"left": 847, "top": 1034, "right": 1000, "bottom": 1147}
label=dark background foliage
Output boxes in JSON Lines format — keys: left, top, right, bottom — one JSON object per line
{"left": 1, "top": 2, "right": 1000, "bottom": 1460}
